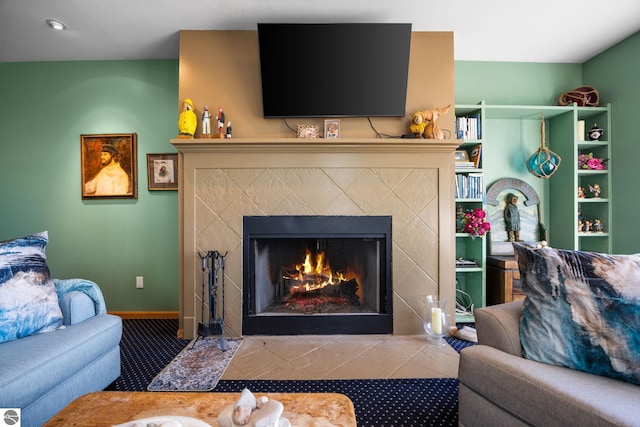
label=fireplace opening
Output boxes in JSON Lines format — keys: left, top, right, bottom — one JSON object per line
{"left": 243, "top": 216, "right": 392, "bottom": 335}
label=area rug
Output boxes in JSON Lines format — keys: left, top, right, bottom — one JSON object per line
{"left": 147, "top": 337, "right": 242, "bottom": 391}
{"left": 214, "top": 378, "right": 459, "bottom": 426}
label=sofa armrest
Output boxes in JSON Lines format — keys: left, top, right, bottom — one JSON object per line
{"left": 58, "top": 291, "right": 97, "bottom": 325}
{"left": 54, "top": 278, "right": 107, "bottom": 315}
{"left": 474, "top": 300, "right": 523, "bottom": 357}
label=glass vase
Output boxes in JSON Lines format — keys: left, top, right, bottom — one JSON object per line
{"left": 423, "top": 295, "right": 450, "bottom": 346}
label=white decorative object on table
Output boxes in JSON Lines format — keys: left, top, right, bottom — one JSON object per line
{"left": 218, "top": 388, "right": 290, "bottom": 427}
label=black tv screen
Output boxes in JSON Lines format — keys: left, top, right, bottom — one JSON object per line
{"left": 257, "top": 23, "right": 412, "bottom": 118}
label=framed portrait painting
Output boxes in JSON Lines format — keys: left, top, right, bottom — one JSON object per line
{"left": 81, "top": 133, "right": 137, "bottom": 199}
{"left": 147, "top": 153, "right": 179, "bottom": 191}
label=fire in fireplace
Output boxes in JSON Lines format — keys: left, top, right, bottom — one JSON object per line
{"left": 243, "top": 216, "right": 392, "bottom": 335}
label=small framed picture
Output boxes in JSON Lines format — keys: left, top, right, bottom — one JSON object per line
{"left": 147, "top": 153, "right": 178, "bottom": 191}
{"left": 81, "top": 133, "right": 137, "bottom": 199}
{"left": 297, "top": 125, "right": 320, "bottom": 139}
{"left": 455, "top": 150, "right": 470, "bottom": 162}
{"left": 324, "top": 119, "right": 340, "bottom": 138}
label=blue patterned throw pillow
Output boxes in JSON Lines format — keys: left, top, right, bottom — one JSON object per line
{"left": 0, "top": 231, "right": 63, "bottom": 343}
{"left": 513, "top": 243, "right": 640, "bottom": 385}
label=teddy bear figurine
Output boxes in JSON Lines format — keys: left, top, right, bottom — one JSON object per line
{"left": 410, "top": 104, "right": 451, "bottom": 139}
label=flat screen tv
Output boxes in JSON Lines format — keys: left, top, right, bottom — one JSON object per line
{"left": 257, "top": 23, "right": 412, "bottom": 118}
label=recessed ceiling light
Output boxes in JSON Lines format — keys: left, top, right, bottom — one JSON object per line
{"left": 46, "top": 19, "right": 67, "bottom": 31}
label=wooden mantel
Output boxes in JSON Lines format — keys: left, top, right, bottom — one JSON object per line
{"left": 172, "top": 137, "right": 458, "bottom": 339}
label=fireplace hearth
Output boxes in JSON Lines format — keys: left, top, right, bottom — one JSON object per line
{"left": 243, "top": 216, "right": 392, "bottom": 335}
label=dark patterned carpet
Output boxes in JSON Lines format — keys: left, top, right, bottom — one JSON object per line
{"left": 107, "top": 319, "right": 474, "bottom": 426}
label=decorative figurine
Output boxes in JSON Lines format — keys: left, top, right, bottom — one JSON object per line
{"left": 456, "top": 205, "right": 464, "bottom": 233}
{"left": 226, "top": 121, "right": 232, "bottom": 138}
{"left": 410, "top": 111, "right": 427, "bottom": 138}
{"left": 201, "top": 105, "right": 213, "bottom": 138}
{"left": 588, "top": 123, "right": 604, "bottom": 141}
{"left": 217, "top": 106, "right": 226, "bottom": 139}
{"left": 589, "top": 183, "right": 601, "bottom": 198}
{"left": 504, "top": 193, "right": 523, "bottom": 242}
{"left": 410, "top": 104, "right": 451, "bottom": 139}
{"left": 582, "top": 220, "right": 592, "bottom": 232}
{"left": 178, "top": 98, "right": 197, "bottom": 137}
{"left": 578, "top": 219, "right": 583, "bottom": 233}
{"left": 578, "top": 186, "right": 585, "bottom": 198}
{"left": 593, "top": 219, "right": 604, "bottom": 232}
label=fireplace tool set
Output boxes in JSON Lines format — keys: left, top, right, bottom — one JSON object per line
{"left": 197, "top": 250, "right": 228, "bottom": 351}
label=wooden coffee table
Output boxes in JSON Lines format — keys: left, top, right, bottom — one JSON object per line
{"left": 44, "top": 391, "right": 357, "bottom": 426}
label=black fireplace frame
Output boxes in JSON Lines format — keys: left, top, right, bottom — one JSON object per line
{"left": 242, "top": 215, "right": 392, "bottom": 335}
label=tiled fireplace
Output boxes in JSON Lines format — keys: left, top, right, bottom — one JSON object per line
{"left": 172, "top": 138, "right": 457, "bottom": 340}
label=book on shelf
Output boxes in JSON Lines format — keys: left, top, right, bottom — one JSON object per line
{"left": 456, "top": 258, "right": 478, "bottom": 267}
{"left": 456, "top": 115, "right": 482, "bottom": 140}
{"left": 455, "top": 161, "right": 476, "bottom": 169}
{"left": 455, "top": 172, "right": 484, "bottom": 199}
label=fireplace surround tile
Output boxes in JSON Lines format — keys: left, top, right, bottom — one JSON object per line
{"left": 174, "top": 139, "right": 457, "bottom": 339}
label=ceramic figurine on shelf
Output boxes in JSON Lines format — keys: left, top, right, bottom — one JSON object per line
{"left": 578, "top": 219, "right": 583, "bottom": 233}
{"left": 201, "top": 105, "right": 213, "bottom": 138}
{"left": 226, "top": 121, "right": 232, "bottom": 138}
{"left": 578, "top": 186, "right": 585, "bottom": 198}
{"left": 217, "top": 106, "right": 226, "bottom": 139}
{"left": 178, "top": 98, "right": 197, "bottom": 137}
{"left": 582, "top": 220, "right": 592, "bottom": 232}
{"left": 589, "top": 183, "right": 601, "bottom": 198}
{"left": 593, "top": 219, "right": 604, "bottom": 232}
{"left": 588, "top": 123, "right": 604, "bottom": 141}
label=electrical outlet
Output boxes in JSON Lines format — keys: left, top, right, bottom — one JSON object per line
{"left": 136, "top": 276, "right": 144, "bottom": 289}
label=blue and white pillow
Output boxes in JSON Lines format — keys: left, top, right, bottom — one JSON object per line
{"left": 514, "top": 243, "right": 640, "bottom": 385}
{"left": 0, "top": 231, "right": 63, "bottom": 343}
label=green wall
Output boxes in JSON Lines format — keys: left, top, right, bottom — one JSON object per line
{"left": 1, "top": 34, "right": 638, "bottom": 312}
{"left": 583, "top": 31, "right": 640, "bottom": 254}
{"left": 455, "top": 61, "right": 582, "bottom": 105}
{"left": 0, "top": 60, "right": 180, "bottom": 311}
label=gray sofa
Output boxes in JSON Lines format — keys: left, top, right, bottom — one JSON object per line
{"left": 458, "top": 301, "right": 640, "bottom": 427}
{"left": 0, "top": 279, "right": 122, "bottom": 427}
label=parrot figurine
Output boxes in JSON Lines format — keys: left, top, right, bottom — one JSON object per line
{"left": 178, "top": 98, "right": 197, "bottom": 136}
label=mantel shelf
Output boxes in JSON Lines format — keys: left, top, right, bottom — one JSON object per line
{"left": 171, "top": 138, "right": 460, "bottom": 154}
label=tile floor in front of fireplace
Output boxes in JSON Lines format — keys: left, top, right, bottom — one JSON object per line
{"left": 220, "top": 335, "right": 459, "bottom": 380}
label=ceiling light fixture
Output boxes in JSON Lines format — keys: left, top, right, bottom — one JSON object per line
{"left": 46, "top": 19, "right": 67, "bottom": 31}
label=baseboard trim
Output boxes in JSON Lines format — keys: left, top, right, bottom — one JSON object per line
{"left": 110, "top": 311, "right": 179, "bottom": 319}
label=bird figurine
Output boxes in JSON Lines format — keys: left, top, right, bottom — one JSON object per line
{"left": 178, "top": 98, "right": 197, "bottom": 137}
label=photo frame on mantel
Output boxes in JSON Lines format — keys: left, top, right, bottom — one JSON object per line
{"left": 81, "top": 133, "right": 137, "bottom": 199}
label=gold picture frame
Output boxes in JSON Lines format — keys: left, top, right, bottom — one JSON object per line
{"left": 81, "top": 133, "right": 137, "bottom": 199}
{"left": 147, "top": 153, "right": 178, "bottom": 191}
{"left": 297, "top": 125, "right": 320, "bottom": 139}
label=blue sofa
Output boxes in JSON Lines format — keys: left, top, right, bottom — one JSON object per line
{"left": 0, "top": 279, "right": 122, "bottom": 427}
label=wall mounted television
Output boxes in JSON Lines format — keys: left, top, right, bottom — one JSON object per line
{"left": 257, "top": 23, "right": 412, "bottom": 118}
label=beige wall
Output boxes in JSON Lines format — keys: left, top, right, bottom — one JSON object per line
{"left": 178, "top": 30, "right": 454, "bottom": 139}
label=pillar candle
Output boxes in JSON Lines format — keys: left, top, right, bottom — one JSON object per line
{"left": 577, "top": 120, "right": 585, "bottom": 141}
{"left": 431, "top": 307, "right": 442, "bottom": 334}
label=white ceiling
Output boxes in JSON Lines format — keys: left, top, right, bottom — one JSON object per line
{"left": 1, "top": 0, "right": 639, "bottom": 64}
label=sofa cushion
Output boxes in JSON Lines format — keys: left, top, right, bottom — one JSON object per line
{"left": 0, "top": 231, "right": 62, "bottom": 343}
{"left": 0, "top": 313, "right": 122, "bottom": 412}
{"left": 513, "top": 243, "right": 640, "bottom": 385}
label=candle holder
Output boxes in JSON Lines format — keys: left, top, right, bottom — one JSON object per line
{"left": 423, "top": 295, "right": 450, "bottom": 346}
